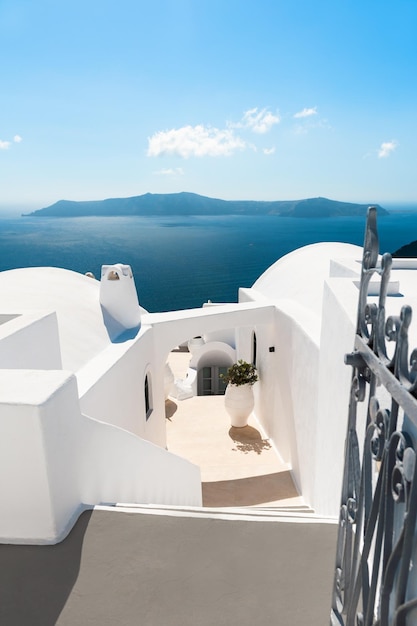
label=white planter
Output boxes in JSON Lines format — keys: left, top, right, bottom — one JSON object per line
{"left": 224, "top": 384, "right": 254, "bottom": 428}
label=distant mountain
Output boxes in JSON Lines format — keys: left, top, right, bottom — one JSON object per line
{"left": 27, "top": 192, "right": 388, "bottom": 218}
{"left": 392, "top": 240, "right": 417, "bottom": 257}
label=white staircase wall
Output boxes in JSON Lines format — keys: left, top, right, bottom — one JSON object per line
{"left": 0, "top": 370, "right": 201, "bottom": 545}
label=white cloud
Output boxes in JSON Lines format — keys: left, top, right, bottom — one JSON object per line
{"left": 154, "top": 167, "right": 185, "bottom": 175}
{"left": 378, "top": 140, "right": 398, "bottom": 158}
{"left": 147, "top": 125, "right": 245, "bottom": 158}
{"left": 0, "top": 135, "right": 23, "bottom": 149}
{"left": 263, "top": 147, "right": 276, "bottom": 155}
{"left": 241, "top": 107, "right": 280, "bottom": 133}
{"left": 294, "top": 107, "right": 317, "bottom": 119}
{"left": 147, "top": 107, "right": 280, "bottom": 159}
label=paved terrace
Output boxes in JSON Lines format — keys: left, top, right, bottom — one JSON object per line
{"left": 166, "top": 347, "right": 305, "bottom": 509}
{"left": 0, "top": 349, "right": 337, "bottom": 625}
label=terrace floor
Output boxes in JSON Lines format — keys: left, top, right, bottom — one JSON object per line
{"left": 166, "top": 348, "right": 305, "bottom": 509}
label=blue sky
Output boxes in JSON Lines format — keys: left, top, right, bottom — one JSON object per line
{"left": 1, "top": 0, "right": 416, "bottom": 210}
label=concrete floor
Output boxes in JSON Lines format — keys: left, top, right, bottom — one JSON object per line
{"left": 166, "top": 349, "right": 304, "bottom": 509}
{"left": 0, "top": 510, "right": 337, "bottom": 626}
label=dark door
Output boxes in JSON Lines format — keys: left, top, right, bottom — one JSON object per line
{"left": 198, "top": 366, "right": 229, "bottom": 395}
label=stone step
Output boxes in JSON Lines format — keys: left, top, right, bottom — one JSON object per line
{"left": 96, "top": 502, "right": 336, "bottom": 524}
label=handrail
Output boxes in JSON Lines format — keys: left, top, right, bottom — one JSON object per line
{"left": 330, "top": 208, "right": 417, "bottom": 625}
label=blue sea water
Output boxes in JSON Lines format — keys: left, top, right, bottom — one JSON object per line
{"left": 1, "top": 209, "right": 417, "bottom": 312}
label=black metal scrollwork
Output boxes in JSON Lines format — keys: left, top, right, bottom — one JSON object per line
{"left": 369, "top": 397, "right": 388, "bottom": 462}
{"left": 330, "top": 208, "right": 417, "bottom": 625}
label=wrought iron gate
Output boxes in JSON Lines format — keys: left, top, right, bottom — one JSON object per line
{"left": 331, "top": 208, "right": 417, "bottom": 625}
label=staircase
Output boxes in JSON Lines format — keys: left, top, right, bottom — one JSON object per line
{"left": 96, "top": 500, "right": 336, "bottom": 525}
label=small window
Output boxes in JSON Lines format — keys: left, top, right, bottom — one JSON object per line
{"left": 252, "top": 332, "right": 257, "bottom": 367}
{"left": 144, "top": 373, "right": 153, "bottom": 420}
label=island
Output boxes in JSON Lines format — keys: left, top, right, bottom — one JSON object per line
{"left": 26, "top": 192, "right": 388, "bottom": 218}
{"left": 392, "top": 240, "right": 417, "bottom": 257}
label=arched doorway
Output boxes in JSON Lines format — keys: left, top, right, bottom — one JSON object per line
{"left": 188, "top": 341, "right": 235, "bottom": 396}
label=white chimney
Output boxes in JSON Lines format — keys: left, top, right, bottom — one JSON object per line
{"left": 99, "top": 264, "right": 141, "bottom": 329}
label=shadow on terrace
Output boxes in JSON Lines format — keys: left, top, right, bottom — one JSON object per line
{"left": 165, "top": 350, "right": 306, "bottom": 510}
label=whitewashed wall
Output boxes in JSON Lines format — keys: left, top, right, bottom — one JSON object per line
{"left": 314, "top": 279, "right": 358, "bottom": 516}
{"left": 0, "top": 311, "right": 62, "bottom": 370}
{"left": 141, "top": 305, "right": 275, "bottom": 436}
{"left": 77, "top": 325, "right": 167, "bottom": 446}
{"left": 144, "top": 302, "right": 275, "bottom": 367}
{"left": 0, "top": 369, "right": 201, "bottom": 545}
{"left": 0, "top": 252, "right": 363, "bottom": 540}
{"left": 201, "top": 302, "right": 237, "bottom": 346}
{"left": 255, "top": 301, "right": 321, "bottom": 505}
{"left": 239, "top": 289, "right": 315, "bottom": 498}
{"left": 240, "top": 273, "right": 359, "bottom": 518}
{"left": 0, "top": 371, "right": 81, "bottom": 543}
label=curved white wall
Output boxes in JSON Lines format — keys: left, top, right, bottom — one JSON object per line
{"left": 253, "top": 242, "right": 361, "bottom": 316}
{"left": 187, "top": 341, "right": 236, "bottom": 395}
{"left": 77, "top": 327, "right": 165, "bottom": 444}
{"left": 189, "top": 341, "right": 236, "bottom": 370}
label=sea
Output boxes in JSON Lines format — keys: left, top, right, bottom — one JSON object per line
{"left": 1, "top": 204, "right": 417, "bottom": 313}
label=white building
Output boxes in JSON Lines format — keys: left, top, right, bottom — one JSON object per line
{"left": 2, "top": 234, "right": 417, "bottom": 548}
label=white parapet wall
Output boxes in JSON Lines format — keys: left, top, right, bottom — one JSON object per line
{"left": 313, "top": 278, "right": 358, "bottom": 516}
{"left": 0, "top": 369, "right": 201, "bottom": 545}
{"left": 77, "top": 325, "right": 168, "bottom": 447}
{"left": 0, "top": 370, "right": 81, "bottom": 543}
{"left": 0, "top": 311, "right": 62, "bottom": 370}
{"left": 254, "top": 299, "right": 321, "bottom": 506}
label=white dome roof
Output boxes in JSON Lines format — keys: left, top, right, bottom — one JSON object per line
{"left": 0, "top": 266, "right": 145, "bottom": 372}
{"left": 252, "top": 242, "right": 362, "bottom": 316}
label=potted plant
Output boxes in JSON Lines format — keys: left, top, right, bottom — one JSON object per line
{"left": 221, "top": 360, "right": 258, "bottom": 427}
